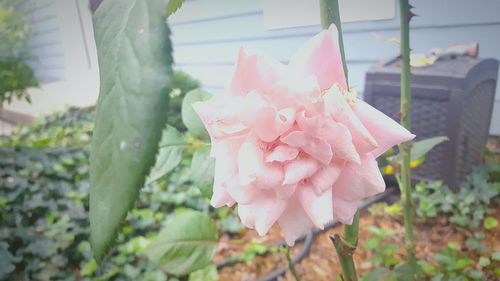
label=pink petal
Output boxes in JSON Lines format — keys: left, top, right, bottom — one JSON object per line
{"left": 298, "top": 184, "right": 333, "bottom": 229}
{"left": 288, "top": 25, "right": 346, "bottom": 91}
{"left": 193, "top": 97, "right": 249, "bottom": 148}
{"left": 239, "top": 91, "right": 269, "bottom": 126}
{"left": 255, "top": 162, "right": 284, "bottom": 188}
{"left": 274, "top": 184, "right": 298, "bottom": 200}
{"left": 332, "top": 155, "right": 386, "bottom": 201}
{"left": 238, "top": 191, "right": 287, "bottom": 236}
{"left": 281, "top": 130, "right": 310, "bottom": 147}
{"left": 296, "top": 111, "right": 324, "bottom": 134}
{"left": 266, "top": 145, "right": 300, "bottom": 162}
{"left": 270, "top": 76, "right": 323, "bottom": 113}
{"left": 302, "top": 137, "right": 333, "bottom": 165}
{"left": 310, "top": 163, "right": 342, "bottom": 195}
{"left": 209, "top": 139, "right": 256, "bottom": 205}
{"left": 255, "top": 107, "right": 296, "bottom": 142}
{"left": 278, "top": 195, "right": 315, "bottom": 246}
{"left": 238, "top": 140, "right": 261, "bottom": 185}
{"left": 332, "top": 197, "right": 358, "bottom": 225}
{"left": 354, "top": 100, "right": 415, "bottom": 157}
{"left": 283, "top": 157, "right": 320, "bottom": 185}
{"left": 281, "top": 131, "right": 333, "bottom": 164}
{"left": 238, "top": 139, "right": 284, "bottom": 188}
{"left": 322, "top": 121, "right": 361, "bottom": 164}
{"left": 229, "top": 47, "right": 285, "bottom": 96}
{"left": 323, "top": 86, "right": 378, "bottom": 154}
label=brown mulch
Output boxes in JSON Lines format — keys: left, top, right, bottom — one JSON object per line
{"left": 215, "top": 206, "right": 500, "bottom": 281}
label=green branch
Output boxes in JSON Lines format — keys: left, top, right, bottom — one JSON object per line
{"left": 319, "top": 0, "right": 349, "bottom": 87}
{"left": 320, "top": 0, "right": 359, "bottom": 280}
{"left": 398, "top": 0, "right": 418, "bottom": 279}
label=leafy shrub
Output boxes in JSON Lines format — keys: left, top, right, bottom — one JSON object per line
{"left": 364, "top": 226, "right": 400, "bottom": 268}
{"left": 413, "top": 167, "right": 499, "bottom": 228}
{"left": 0, "top": 86, "right": 219, "bottom": 280}
{"left": 0, "top": 0, "right": 38, "bottom": 105}
{"left": 0, "top": 60, "right": 38, "bottom": 104}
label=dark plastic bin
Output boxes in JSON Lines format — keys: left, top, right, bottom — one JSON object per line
{"left": 363, "top": 57, "right": 499, "bottom": 189}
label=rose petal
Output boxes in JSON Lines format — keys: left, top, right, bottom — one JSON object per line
{"left": 238, "top": 140, "right": 261, "bottom": 185}
{"left": 298, "top": 184, "right": 333, "bottom": 229}
{"left": 238, "top": 191, "right": 287, "bottom": 236}
{"left": 283, "top": 157, "right": 320, "bottom": 185}
{"left": 288, "top": 25, "right": 346, "bottom": 91}
{"left": 332, "top": 155, "right": 385, "bottom": 201}
{"left": 354, "top": 100, "right": 416, "bottom": 157}
{"left": 229, "top": 46, "right": 285, "bottom": 96}
{"left": 310, "top": 163, "right": 342, "bottom": 195}
{"left": 322, "top": 121, "right": 361, "bottom": 164}
{"left": 281, "top": 131, "right": 333, "bottom": 164}
{"left": 332, "top": 197, "right": 358, "bottom": 225}
{"left": 278, "top": 195, "right": 315, "bottom": 246}
{"left": 323, "top": 86, "right": 378, "bottom": 154}
{"left": 266, "top": 145, "right": 300, "bottom": 162}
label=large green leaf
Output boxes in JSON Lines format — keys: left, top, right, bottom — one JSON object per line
{"left": 411, "top": 136, "right": 448, "bottom": 161}
{"left": 144, "top": 211, "right": 217, "bottom": 275}
{"left": 181, "top": 89, "right": 212, "bottom": 140}
{"left": 190, "top": 147, "right": 215, "bottom": 197}
{"left": 147, "top": 125, "right": 185, "bottom": 184}
{"left": 90, "top": 0, "right": 172, "bottom": 261}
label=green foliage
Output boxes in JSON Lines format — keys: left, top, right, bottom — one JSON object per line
{"left": 0, "top": 107, "right": 217, "bottom": 280}
{"left": 413, "top": 167, "right": 499, "bottom": 228}
{"left": 0, "top": 106, "right": 95, "bottom": 147}
{"left": 90, "top": 0, "right": 173, "bottom": 261}
{"left": 166, "top": 0, "right": 184, "bottom": 16}
{"left": 224, "top": 243, "right": 279, "bottom": 265}
{"left": 410, "top": 136, "right": 448, "bottom": 162}
{"left": 483, "top": 217, "right": 498, "bottom": 230}
{"left": 147, "top": 125, "right": 186, "bottom": 185}
{"left": 0, "top": 60, "right": 37, "bottom": 104}
{"left": 190, "top": 147, "right": 215, "bottom": 197}
{"left": 0, "top": 0, "right": 37, "bottom": 105}
{"left": 188, "top": 264, "right": 218, "bottom": 281}
{"left": 424, "top": 243, "right": 484, "bottom": 281}
{"left": 361, "top": 267, "right": 398, "bottom": 281}
{"left": 364, "top": 226, "right": 400, "bottom": 268}
{"left": 182, "top": 89, "right": 212, "bottom": 140}
{"left": 167, "top": 70, "right": 200, "bottom": 131}
{"left": 144, "top": 210, "right": 217, "bottom": 275}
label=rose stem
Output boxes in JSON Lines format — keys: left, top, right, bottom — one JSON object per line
{"left": 284, "top": 246, "right": 301, "bottom": 281}
{"left": 398, "top": 0, "right": 418, "bottom": 279}
{"left": 319, "top": 1, "right": 359, "bottom": 280}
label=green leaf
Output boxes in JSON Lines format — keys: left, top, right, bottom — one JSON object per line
{"left": 90, "top": 0, "right": 173, "bottom": 261}
{"left": 483, "top": 217, "right": 498, "bottom": 230}
{"left": 190, "top": 147, "right": 215, "bottom": 197}
{"left": 166, "top": 0, "right": 183, "bottom": 16}
{"left": 411, "top": 136, "right": 448, "bottom": 161}
{"left": 0, "top": 242, "right": 16, "bottom": 279}
{"left": 478, "top": 256, "right": 490, "bottom": 267}
{"left": 144, "top": 210, "right": 217, "bottom": 275}
{"left": 362, "top": 267, "right": 398, "bottom": 281}
{"left": 147, "top": 125, "right": 185, "bottom": 184}
{"left": 188, "top": 264, "right": 218, "bottom": 281}
{"left": 492, "top": 252, "right": 500, "bottom": 261}
{"left": 182, "top": 89, "right": 212, "bottom": 140}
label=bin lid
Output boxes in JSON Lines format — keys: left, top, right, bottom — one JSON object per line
{"left": 367, "top": 56, "right": 499, "bottom": 80}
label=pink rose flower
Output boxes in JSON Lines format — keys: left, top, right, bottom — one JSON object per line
{"left": 193, "top": 25, "right": 415, "bottom": 245}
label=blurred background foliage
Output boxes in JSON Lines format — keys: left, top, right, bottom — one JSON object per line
{"left": 0, "top": 0, "right": 37, "bottom": 105}
{"left": 0, "top": 70, "right": 240, "bottom": 280}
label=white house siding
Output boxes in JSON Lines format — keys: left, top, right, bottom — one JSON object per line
{"left": 6, "top": 0, "right": 99, "bottom": 117}
{"left": 168, "top": 0, "right": 500, "bottom": 135}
